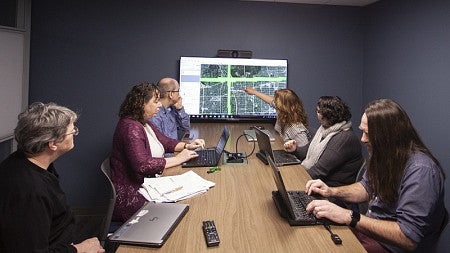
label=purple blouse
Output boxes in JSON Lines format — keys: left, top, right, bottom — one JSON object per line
{"left": 110, "top": 117, "right": 179, "bottom": 221}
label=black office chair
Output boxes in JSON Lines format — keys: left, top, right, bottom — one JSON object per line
{"left": 353, "top": 159, "right": 368, "bottom": 214}
{"left": 100, "top": 157, "right": 122, "bottom": 252}
{"left": 433, "top": 209, "right": 449, "bottom": 252}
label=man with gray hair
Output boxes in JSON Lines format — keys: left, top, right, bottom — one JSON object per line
{"left": 0, "top": 102, "right": 104, "bottom": 253}
{"left": 149, "top": 77, "right": 190, "bottom": 141}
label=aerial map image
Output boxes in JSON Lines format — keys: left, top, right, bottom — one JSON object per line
{"left": 198, "top": 64, "right": 287, "bottom": 116}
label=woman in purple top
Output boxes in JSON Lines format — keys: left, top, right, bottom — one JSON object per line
{"left": 110, "top": 82, "right": 205, "bottom": 221}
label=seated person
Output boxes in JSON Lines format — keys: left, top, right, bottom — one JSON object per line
{"left": 244, "top": 87, "right": 311, "bottom": 160}
{"left": 0, "top": 102, "right": 104, "bottom": 253}
{"left": 299, "top": 96, "right": 364, "bottom": 189}
{"left": 111, "top": 82, "right": 205, "bottom": 222}
{"left": 305, "top": 99, "right": 447, "bottom": 253}
{"left": 149, "top": 77, "right": 190, "bottom": 140}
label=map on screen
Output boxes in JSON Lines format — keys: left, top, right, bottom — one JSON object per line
{"left": 179, "top": 57, "right": 287, "bottom": 122}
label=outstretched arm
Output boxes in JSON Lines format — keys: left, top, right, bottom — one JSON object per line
{"left": 243, "top": 87, "right": 274, "bottom": 105}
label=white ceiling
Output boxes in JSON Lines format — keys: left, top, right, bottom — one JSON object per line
{"left": 243, "top": 0, "right": 379, "bottom": 7}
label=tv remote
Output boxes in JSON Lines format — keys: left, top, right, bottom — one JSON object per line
{"left": 202, "top": 220, "right": 220, "bottom": 247}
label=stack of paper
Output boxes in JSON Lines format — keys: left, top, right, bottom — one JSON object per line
{"left": 139, "top": 170, "right": 215, "bottom": 202}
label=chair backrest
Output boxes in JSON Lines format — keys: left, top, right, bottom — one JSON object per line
{"left": 100, "top": 157, "right": 116, "bottom": 244}
{"left": 434, "top": 209, "right": 449, "bottom": 252}
{"left": 354, "top": 159, "right": 368, "bottom": 214}
{"left": 355, "top": 159, "right": 366, "bottom": 182}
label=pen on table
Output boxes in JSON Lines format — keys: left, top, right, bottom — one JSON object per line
{"left": 162, "top": 186, "right": 183, "bottom": 195}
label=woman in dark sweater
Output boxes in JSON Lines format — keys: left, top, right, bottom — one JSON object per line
{"left": 300, "top": 96, "right": 364, "bottom": 188}
{"left": 110, "top": 82, "right": 205, "bottom": 222}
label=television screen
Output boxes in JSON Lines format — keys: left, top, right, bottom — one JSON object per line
{"left": 179, "top": 56, "right": 287, "bottom": 122}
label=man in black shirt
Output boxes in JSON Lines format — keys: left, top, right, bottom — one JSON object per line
{"left": 0, "top": 102, "right": 104, "bottom": 253}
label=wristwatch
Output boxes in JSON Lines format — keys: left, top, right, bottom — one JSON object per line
{"left": 349, "top": 210, "right": 360, "bottom": 227}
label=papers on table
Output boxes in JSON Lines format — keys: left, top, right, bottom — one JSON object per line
{"left": 139, "top": 170, "right": 215, "bottom": 203}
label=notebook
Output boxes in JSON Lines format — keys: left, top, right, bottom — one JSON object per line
{"left": 267, "top": 154, "right": 323, "bottom": 226}
{"left": 254, "top": 127, "right": 301, "bottom": 166}
{"left": 181, "top": 126, "right": 229, "bottom": 168}
{"left": 108, "top": 202, "right": 189, "bottom": 247}
{"left": 243, "top": 129, "right": 275, "bottom": 142}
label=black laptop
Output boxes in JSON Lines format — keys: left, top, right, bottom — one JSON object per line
{"left": 255, "top": 127, "right": 301, "bottom": 166}
{"left": 267, "top": 154, "right": 323, "bottom": 226}
{"left": 181, "top": 126, "right": 229, "bottom": 168}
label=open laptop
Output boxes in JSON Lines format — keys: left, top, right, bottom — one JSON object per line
{"left": 243, "top": 129, "right": 275, "bottom": 142}
{"left": 254, "top": 127, "right": 301, "bottom": 166}
{"left": 182, "top": 126, "right": 229, "bottom": 168}
{"left": 267, "top": 154, "right": 323, "bottom": 226}
{"left": 108, "top": 202, "right": 189, "bottom": 247}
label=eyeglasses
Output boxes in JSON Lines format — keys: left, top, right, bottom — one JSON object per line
{"left": 65, "top": 126, "right": 79, "bottom": 136}
{"left": 169, "top": 90, "right": 180, "bottom": 93}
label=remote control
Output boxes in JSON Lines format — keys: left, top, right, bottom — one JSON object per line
{"left": 202, "top": 220, "right": 220, "bottom": 247}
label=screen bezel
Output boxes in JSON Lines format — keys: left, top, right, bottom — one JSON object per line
{"left": 179, "top": 56, "right": 288, "bottom": 123}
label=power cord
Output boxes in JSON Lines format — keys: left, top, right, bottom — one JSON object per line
{"left": 323, "top": 222, "right": 342, "bottom": 245}
{"left": 223, "top": 133, "right": 256, "bottom": 161}
{"left": 235, "top": 133, "right": 256, "bottom": 158}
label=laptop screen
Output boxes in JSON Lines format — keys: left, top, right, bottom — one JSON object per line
{"left": 267, "top": 154, "right": 296, "bottom": 218}
{"left": 215, "top": 126, "right": 229, "bottom": 153}
{"left": 255, "top": 127, "right": 274, "bottom": 160}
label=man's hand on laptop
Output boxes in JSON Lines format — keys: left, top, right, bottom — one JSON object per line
{"left": 305, "top": 179, "right": 331, "bottom": 198}
{"left": 305, "top": 199, "right": 350, "bottom": 225}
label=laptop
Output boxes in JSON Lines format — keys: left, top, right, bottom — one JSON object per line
{"left": 267, "top": 154, "right": 323, "bottom": 226}
{"left": 181, "top": 126, "right": 230, "bottom": 168}
{"left": 109, "top": 202, "right": 189, "bottom": 247}
{"left": 243, "top": 129, "right": 275, "bottom": 142}
{"left": 254, "top": 127, "right": 301, "bottom": 166}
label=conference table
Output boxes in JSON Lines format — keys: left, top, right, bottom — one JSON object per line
{"left": 116, "top": 122, "right": 366, "bottom": 253}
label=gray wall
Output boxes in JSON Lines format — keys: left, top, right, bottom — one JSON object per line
{"left": 29, "top": 0, "right": 364, "bottom": 206}
{"left": 0, "top": 0, "right": 447, "bottom": 250}
{"left": 363, "top": 0, "right": 450, "bottom": 250}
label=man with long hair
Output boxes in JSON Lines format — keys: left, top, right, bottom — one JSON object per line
{"left": 304, "top": 99, "right": 447, "bottom": 252}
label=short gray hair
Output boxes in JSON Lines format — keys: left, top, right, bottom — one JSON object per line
{"left": 14, "top": 102, "right": 78, "bottom": 155}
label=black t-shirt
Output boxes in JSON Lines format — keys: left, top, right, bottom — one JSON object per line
{"left": 0, "top": 151, "right": 77, "bottom": 253}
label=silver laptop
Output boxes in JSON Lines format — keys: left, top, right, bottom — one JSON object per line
{"left": 254, "top": 127, "right": 301, "bottom": 166}
{"left": 109, "top": 202, "right": 189, "bottom": 247}
{"left": 243, "top": 129, "right": 275, "bottom": 142}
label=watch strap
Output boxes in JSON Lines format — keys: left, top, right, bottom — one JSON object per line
{"left": 350, "top": 210, "right": 360, "bottom": 227}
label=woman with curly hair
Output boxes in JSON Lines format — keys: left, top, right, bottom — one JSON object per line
{"left": 110, "top": 82, "right": 205, "bottom": 221}
{"left": 244, "top": 87, "right": 311, "bottom": 160}
{"left": 302, "top": 96, "right": 363, "bottom": 189}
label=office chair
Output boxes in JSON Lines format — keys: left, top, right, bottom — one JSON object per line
{"left": 100, "top": 157, "right": 122, "bottom": 252}
{"left": 433, "top": 209, "right": 449, "bottom": 253}
{"left": 353, "top": 159, "right": 368, "bottom": 214}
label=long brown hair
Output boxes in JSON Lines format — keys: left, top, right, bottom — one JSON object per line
{"left": 364, "top": 99, "right": 443, "bottom": 203}
{"left": 273, "top": 89, "right": 308, "bottom": 134}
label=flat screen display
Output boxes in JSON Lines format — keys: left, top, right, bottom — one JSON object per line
{"left": 179, "top": 56, "right": 287, "bottom": 122}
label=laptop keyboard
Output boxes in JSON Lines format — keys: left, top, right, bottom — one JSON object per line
{"left": 287, "top": 191, "right": 317, "bottom": 222}
{"left": 273, "top": 150, "right": 301, "bottom": 165}
{"left": 187, "top": 150, "right": 217, "bottom": 166}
